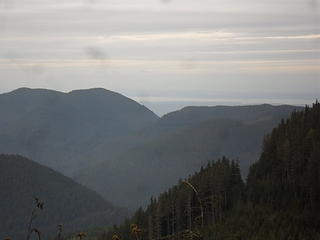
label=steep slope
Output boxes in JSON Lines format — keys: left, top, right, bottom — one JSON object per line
{"left": 90, "top": 102, "right": 320, "bottom": 240}
{"left": 76, "top": 104, "right": 302, "bottom": 209}
{"left": 90, "top": 157, "right": 244, "bottom": 240}
{"left": 245, "top": 102, "right": 320, "bottom": 238}
{"left": 0, "top": 154, "right": 128, "bottom": 240}
{"left": 0, "top": 88, "right": 159, "bottom": 175}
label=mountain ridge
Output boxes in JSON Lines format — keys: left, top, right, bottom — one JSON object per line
{"left": 0, "top": 154, "right": 128, "bottom": 240}
{"left": 89, "top": 102, "right": 320, "bottom": 240}
{"left": 75, "top": 103, "right": 303, "bottom": 209}
{"left": 0, "top": 88, "right": 304, "bottom": 210}
{"left": 0, "top": 88, "right": 159, "bottom": 175}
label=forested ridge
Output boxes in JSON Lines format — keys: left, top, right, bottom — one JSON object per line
{"left": 76, "top": 104, "right": 300, "bottom": 209}
{"left": 0, "top": 88, "right": 301, "bottom": 210}
{"left": 89, "top": 102, "right": 320, "bottom": 240}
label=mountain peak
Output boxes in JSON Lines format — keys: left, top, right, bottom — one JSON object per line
{"left": 0, "top": 87, "right": 159, "bottom": 175}
{"left": 68, "top": 87, "right": 116, "bottom": 95}
{"left": 6, "top": 88, "right": 64, "bottom": 98}
{"left": 7, "top": 87, "right": 121, "bottom": 97}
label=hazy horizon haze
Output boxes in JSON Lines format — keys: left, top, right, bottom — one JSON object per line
{"left": 0, "top": 0, "right": 319, "bottom": 114}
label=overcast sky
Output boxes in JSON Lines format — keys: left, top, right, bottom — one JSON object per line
{"left": 0, "top": 0, "right": 319, "bottom": 115}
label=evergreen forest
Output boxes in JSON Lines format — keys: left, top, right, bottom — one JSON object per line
{"left": 91, "top": 102, "right": 320, "bottom": 240}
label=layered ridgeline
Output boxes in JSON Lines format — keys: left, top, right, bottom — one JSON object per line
{"left": 0, "top": 88, "right": 159, "bottom": 175}
{"left": 0, "top": 88, "right": 302, "bottom": 210}
{"left": 89, "top": 102, "right": 320, "bottom": 240}
{"left": 76, "top": 104, "right": 302, "bottom": 209}
{"left": 0, "top": 154, "right": 128, "bottom": 240}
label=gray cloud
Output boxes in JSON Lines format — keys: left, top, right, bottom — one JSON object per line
{"left": 0, "top": 0, "right": 319, "bottom": 114}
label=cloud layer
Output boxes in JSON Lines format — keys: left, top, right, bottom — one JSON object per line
{"left": 0, "top": 0, "right": 319, "bottom": 114}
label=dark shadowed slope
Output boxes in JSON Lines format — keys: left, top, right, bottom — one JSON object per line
{"left": 92, "top": 102, "right": 320, "bottom": 240}
{"left": 0, "top": 88, "right": 303, "bottom": 210}
{"left": 0, "top": 154, "right": 128, "bottom": 240}
{"left": 0, "top": 88, "right": 159, "bottom": 175}
{"left": 76, "top": 104, "right": 302, "bottom": 209}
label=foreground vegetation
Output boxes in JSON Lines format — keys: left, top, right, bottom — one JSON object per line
{"left": 88, "top": 102, "right": 320, "bottom": 240}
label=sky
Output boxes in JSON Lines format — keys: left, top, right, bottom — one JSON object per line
{"left": 0, "top": 0, "right": 319, "bottom": 115}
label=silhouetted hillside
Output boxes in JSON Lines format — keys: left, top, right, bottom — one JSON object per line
{"left": 159, "top": 104, "right": 296, "bottom": 129}
{"left": 0, "top": 88, "right": 159, "bottom": 175}
{"left": 0, "top": 88, "right": 303, "bottom": 210}
{"left": 0, "top": 154, "right": 128, "bottom": 240}
{"left": 90, "top": 102, "right": 320, "bottom": 240}
{"left": 76, "top": 104, "right": 302, "bottom": 209}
